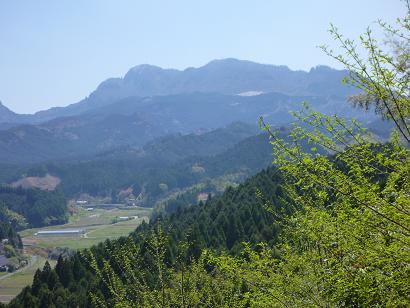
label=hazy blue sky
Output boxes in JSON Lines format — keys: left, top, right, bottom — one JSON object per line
{"left": 0, "top": 1, "right": 404, "bottom": 113}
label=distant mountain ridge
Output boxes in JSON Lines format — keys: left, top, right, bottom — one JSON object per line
{"left": 0, "top": 58, "right": 355, "bottom": 124}
{"left": 0, "top": 101, "right": 31, "bottom": 127}
{"left": 0, "top": 102, "right": 17, "bottom": 121}
{"left": 1, "top": 124, "right": 274, "bottom": 206}
{"left": 0, "top": 91, "right": 372, "bottom": 164}
{"left": 0, "top": 58, "right": 378, "bottom": 165}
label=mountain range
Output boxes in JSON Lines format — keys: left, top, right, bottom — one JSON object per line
{"left": 0, "top": 59, "right": 356, "bottom": 124}
{"left": 0, "top": 58, "right": 377, "bottom": 165}
{"left": 0, "top": 123, "right": 273, "bottom": 204}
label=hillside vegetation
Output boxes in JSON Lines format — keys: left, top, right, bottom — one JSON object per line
{"left": 3, "top": 124, "right": 273, "bottom": 204}
{"left": 0, "top": 91, "right": 371, "bottom": 164}
{"left": 0, "top": 187, "right": 67, "bottom": 229}
{"left": 6, "top": 166, "right": 286, "bottom": 307}
{"left": 3, "top": 5, "right": 410, "bottom": 307}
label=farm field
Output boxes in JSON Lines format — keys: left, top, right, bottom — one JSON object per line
{"left": 21, "top": 205, "right": 152, "bottom": 250}
{"left": 0, "top": 257, "right": 56, "bottom": 303}
{"left": 0, "top": 205, "right": 151, "bottom": 303}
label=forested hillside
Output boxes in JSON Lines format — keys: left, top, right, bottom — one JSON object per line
{"left": 0, "top": 219, "right": 21, "bottom": 250}
{"left": 6, "top": 6, "right": 410, "bottom": 306}
{"left": 0, "top": 187, "right": 67, "bottom": 264}
{"left": 6, "top": 166, "right": 286, "bottom": 307}
{"left": 0, "top": 186, "right": 67, "bottom": 228}
{"left": 0, "top": 91, "right": 369, "bottom": 164}
{"left": 2, "top": 124, "right": 273, "bottom": 205}
{"left": 2, "top": 2, "right": 409, "bottom": 307}
{"left": 0, "top": 122, "right": 257, "bottom": 182}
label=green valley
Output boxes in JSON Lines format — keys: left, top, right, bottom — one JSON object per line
{"left": 0, "top": 2, "right": 408, "bottom": 306}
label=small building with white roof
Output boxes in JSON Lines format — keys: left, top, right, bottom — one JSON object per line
{"left": 35, "top": 229, "right": 85, "bottom": 237}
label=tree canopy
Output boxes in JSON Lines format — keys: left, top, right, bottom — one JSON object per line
{"left": 5, "top": 2, "right": 410, "bottom": 308}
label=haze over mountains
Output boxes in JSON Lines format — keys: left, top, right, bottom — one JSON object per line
{"left": 0, "top": 58, "right": 375, "bottom": 164}
{"left": 1, "top": 59, "right": 354, "bottom": 121}
{"left": 0, "top": 102, "right": 32, "bottom": 129}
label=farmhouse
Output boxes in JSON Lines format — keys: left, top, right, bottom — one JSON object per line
{"left": 0, "top": 255, "right": 9, "bottom": 272}
{"left": 197, "top": 193, "right": 210, "bottom": 202}
{"left": 35, "top": 229, "right": 85, "bottom": 236}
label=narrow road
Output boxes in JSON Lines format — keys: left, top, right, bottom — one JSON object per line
{"left": 0, "top": 255, "right": 37, "bottom": 282}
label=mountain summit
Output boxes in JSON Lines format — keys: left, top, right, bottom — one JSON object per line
{"left": 0, "top": 101, "right": 17, "bottom": 121}
{"left": 5, "top": 59, "right": 354, "bottom": 124}
{"left": 0, "top": 59, "right": 366, "bottom": 163}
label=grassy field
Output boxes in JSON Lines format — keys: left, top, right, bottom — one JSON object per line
{"left": 21, "top": 205, "right": 151, "bottom": 250}
{"left": 0, "top": 205, "right": 152, "bottom": 303}
{"left": 0, "top": 257, "right": 56, "bottom": 303}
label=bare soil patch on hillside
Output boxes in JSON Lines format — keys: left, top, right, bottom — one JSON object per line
{"left": 11, "top": 174, "right": 61, "bottom": 191}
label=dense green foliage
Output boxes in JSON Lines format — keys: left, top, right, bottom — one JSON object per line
{"left": 0, "top": 186, "right": 66, "bottom": 256}
{"left": 6, "top": 166, "right": 287, "bottom": 307}
{"left": 0, "top": 186, "right": 67, "bottom": 228}
{"left": 5, "top": 4, "right": 410, "bottom": 307}
{"left": 81, "top": 141, "right": 257, "bottom": 200}
{"left": 8, "top": 129, "right": 409, "bottom": 306}
{"left": 6, "top": 127, "right": 409, "bottom": 307}
{"left": 0, "top": 218, "right": 22, "bottom": 249}
{"left": 152, "top": 168, "right": 285, "bottom": 254}
{"left": 1, "top": 126, "right": 273, "bottom": 205}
